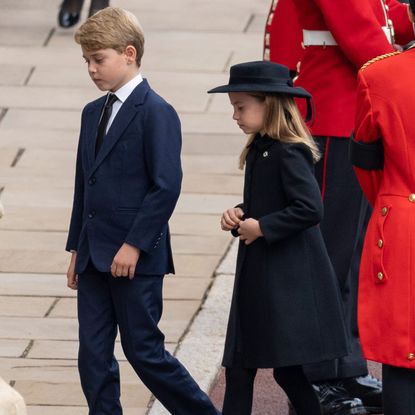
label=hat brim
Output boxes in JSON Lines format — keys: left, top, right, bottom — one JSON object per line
{"left": 207, "top": 84, "right": 311, "bottom": 99}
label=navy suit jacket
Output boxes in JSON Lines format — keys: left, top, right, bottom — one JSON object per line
{"left": 66, "top": 80, "right": 182, "bottom": 276}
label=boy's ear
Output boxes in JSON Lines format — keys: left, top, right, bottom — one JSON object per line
{"left": 124, "top": 45, "right": 137, "bottom": 64}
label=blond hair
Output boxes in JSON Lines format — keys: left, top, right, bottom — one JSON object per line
{"left": 74, "top": 7, "right": 145, "bottom": 66}
{"left": 239, "top": 93, "right": 320, "bottom": 169}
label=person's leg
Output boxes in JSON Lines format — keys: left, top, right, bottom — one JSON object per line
{"left": 306, "top": 136, "right": 368, "bottom": 381}
{"left": 110, "top": 274, "right": 219, "bottom": 415}
{"left": 77, "top": 264, "right": 121, "bottom": 415}
{"left": 383, "top": 364, "right": 415, "bottom": 415}
{"left": 274, "top": 366, "right": 321, "bottom": 415}
{"left": 222, "top": 367, "right": 257, "bottom": 415}
{"left": 88, "top": 0, "right": 109, "bottom": 17}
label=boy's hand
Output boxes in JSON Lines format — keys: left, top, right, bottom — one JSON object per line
{"left": 221, "top": 207, "right": 244, "bottom": 231}
{"left": 111, "top": 243, "right": 140, "bottom": 279}
{"left": 238, "top": 218, "right": 263, "bottom": 245}
{"left": 67, "top": 252, "right": 78, "bottom": 290}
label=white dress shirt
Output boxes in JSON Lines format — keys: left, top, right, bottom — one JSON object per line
{"left": 105, "top": 72, "right": 143, "bottom": 133}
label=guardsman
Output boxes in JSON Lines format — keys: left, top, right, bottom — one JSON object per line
{"left": 263, "top": 0, "right": 303, "bottom": 77}
{"left": 350, "top": 4, "right": 415, "bottom": 413}
{"left": 267, "top": 0, "right": 414, "bottom": 414}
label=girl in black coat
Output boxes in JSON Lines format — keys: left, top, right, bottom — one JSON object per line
{"left": 208, "top": 61, "right": 349, "bottom": 415}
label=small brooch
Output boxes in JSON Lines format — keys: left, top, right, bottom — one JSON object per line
{"left": 263, "top": 151, "right": 269, "bottom": 158}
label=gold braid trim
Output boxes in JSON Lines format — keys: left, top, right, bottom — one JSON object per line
{"left": 360, "top": 51, "right": 401, "bottom": 71}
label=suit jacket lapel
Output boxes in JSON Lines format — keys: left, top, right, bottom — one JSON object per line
{"left": 85, "top": 99, "right": 105, "bottom": 170}
{"left": 88, "top": 79, "right": 150, "bottom": 178}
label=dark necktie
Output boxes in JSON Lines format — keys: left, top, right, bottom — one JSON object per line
{"left": 95, "top": 93, "right": 118, "bottom": 156}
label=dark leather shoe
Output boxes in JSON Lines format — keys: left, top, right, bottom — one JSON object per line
{"left": 312, "top": 383, "right": 366, "bottom": 415}
{"left": 338, "top": 375, "right": 382, "bottom": 414}
{"left": 58, "top": 0, "right": 83, "bottom": 28}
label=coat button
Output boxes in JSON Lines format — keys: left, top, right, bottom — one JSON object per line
{"left": 377, "top": 272, "right": 384, "bottom": 281}
{"left": 408, "top": 353, "right": 415, "bottom": 361}
{"left": 88, "top": 211, "right": 95, "bottom": 219}
{"left": 381, "top": 207, "right": 388, "bottom": 216}
{"left": 377, "top": 239, "right": 383, "bottom": 248}
{"left": 409, "top": 194, "right": 415, "bottom": 202}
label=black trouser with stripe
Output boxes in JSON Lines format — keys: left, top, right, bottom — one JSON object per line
{"left": 304, "top": 136, "right": 370, "bottom": 381}
{"left": 383, "top": 365, "right": 415, "bottom": 414}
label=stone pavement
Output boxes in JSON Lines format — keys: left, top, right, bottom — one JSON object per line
{"left": 0, "top": 0, "right": 269, "bottom": 414}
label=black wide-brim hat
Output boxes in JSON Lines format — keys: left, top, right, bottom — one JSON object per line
{"left": 207, "top": 60, "right": 311, "bottom": 99}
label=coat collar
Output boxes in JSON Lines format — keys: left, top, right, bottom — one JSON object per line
{"left": 85, "top": 79, "right": 150, "bottom": 176}
{"left": 250, "top": 133, "right": 277, "bottom": 151}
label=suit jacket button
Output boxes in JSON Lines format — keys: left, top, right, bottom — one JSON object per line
{"left": 381, "top": 207, "right": 388, "bottom": 216}
{"left": 377, "top": 272, "right": 384, "bottom": 281}
{"left": 88, "top": 177, "right": 96, "bottom": 185}
{"left": 409, "top": 194, "right": 415, "bottom": 202}
{"left": 88, "top": 211, "right": 95, "bottom": 219}
{"left": 408, "top": 353, "right": 415, "bottom": 361}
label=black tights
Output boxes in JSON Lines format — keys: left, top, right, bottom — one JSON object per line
{"left": 222, "top": 365, "right": 321, "bottom": 415}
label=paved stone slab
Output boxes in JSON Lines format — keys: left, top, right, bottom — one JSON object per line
{"left": 0, "top": 206, "right": 72, "bottom": 232}
{"left": 0, "top": 249, "right": 68, "bottom": 274}
{"left": 170, "top": 213, "right": 225, "bottom": 236}
{"left": 180, "top": 112, "right": 240, "bottom": 134}
{"left": 163, "top": 277, "right": 212, "bottom": 300}
{"left": 172, "top": 234, "right": 229, "bottom": 256}
{"left": 0, "top": 129, "right": 78, "bottom": 151}
{"left": 172, "top": 254, "right": 221, "bottom": 278}
{"left": 15, "top": 381, "right": 151, "bottom": 407}
{"left": 0, "top": 340, "right": 29, "bottom": 358}
{"left": 0, "top": 86, "right": 98, "bottom": 111}
{"left": 0, "top": 65, "right": 32, "bottom": 86}
{"left": 28, "top": 340, "right": 176, "bottom": 361}
{"left": 0, "top": 297, "right": 55, "bottom": 318}
{"left": 0, "top": 274, "right": 75, "bottom": 297}
{"left": 0, "top": 9, "right": 55, "bottom": 28}
{"left": 0, "top": 317, "right": 78, "bottom": 341}
{"left": 0, "top": 147, "right": 19, "bottom": 168}
{"left": 182, "top": 173, "right": 243, "bottom": 195}
{"left": 0, "top": 231, "right": 66, "bottom": 251}
{"left": 176, "top": 193, "right": 241, "bottom": 215}
{"left": 0, "top": 108, "right": 80, "bottom": 132}
{"left": 0, "top": 27, "right": 52, "bottom": 47}
{"left": 182, "top": 133, "right": 243, "bottom": 156}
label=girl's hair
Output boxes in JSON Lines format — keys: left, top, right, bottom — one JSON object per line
{"left": 239, "top": 92, "right": 320, "bottom": 169}
{"left": 74, "top": 7, "right": 145, "bottom": 66}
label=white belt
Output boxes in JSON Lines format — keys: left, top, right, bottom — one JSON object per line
{"left": 302, "top": 27, "right": 393, "bottom": 47}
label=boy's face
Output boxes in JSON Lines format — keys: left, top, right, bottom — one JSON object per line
{"left": 229, "top": 92, "right": 266, "bottom": 135}
{"left": 82, "top": 46, "right": 138, "bottom": 92}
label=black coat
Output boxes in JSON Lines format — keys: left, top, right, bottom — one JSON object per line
{"left": 223, "top": 135, "right": 349, "bottom": 368}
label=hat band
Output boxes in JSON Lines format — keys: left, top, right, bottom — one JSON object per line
{"left": 229, "top": 76, "right": 294, "bottom": 87}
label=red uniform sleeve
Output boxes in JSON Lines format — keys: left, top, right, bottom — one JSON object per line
{"left": 387, "top": 0, "right": 414, "bottom": 45}
{"left": 353, "top": 71, "right": 383, "bottom": 206}
{"left": 313, "top": 0, "right": 395, "bottom": 68}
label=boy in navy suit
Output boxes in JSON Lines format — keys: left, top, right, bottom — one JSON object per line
{"left": 66, "top": 7, "right": 220, "bottom": 415}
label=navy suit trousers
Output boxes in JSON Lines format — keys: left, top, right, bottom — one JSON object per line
{"left": 77, "top": 264, "right": 219, "bottom": 415}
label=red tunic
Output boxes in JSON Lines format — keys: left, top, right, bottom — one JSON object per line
{"left": 264, "top": 0, "right": 303, "bottom": 72}
{"left": 291, "top": 0, "right": 413, "bottom": 137}
{"left": 354, "top": 49, "right": 415, "bottom": 368}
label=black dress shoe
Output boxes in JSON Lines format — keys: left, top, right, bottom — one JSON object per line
{"left": 58, "top": 0, "right": 84, "bottom": 28}
{"left": 312, "top": 383, "right": 367, "bottom": 415}
{"left": 338, "top": 375, "right": 383, "bottom": 414}
{"left": 88, "top": 0, "right": 109, "bottom": 17}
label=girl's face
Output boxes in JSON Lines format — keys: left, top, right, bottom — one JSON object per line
{"left": 229, "top": 92, "right": 266, "bottom": 135}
